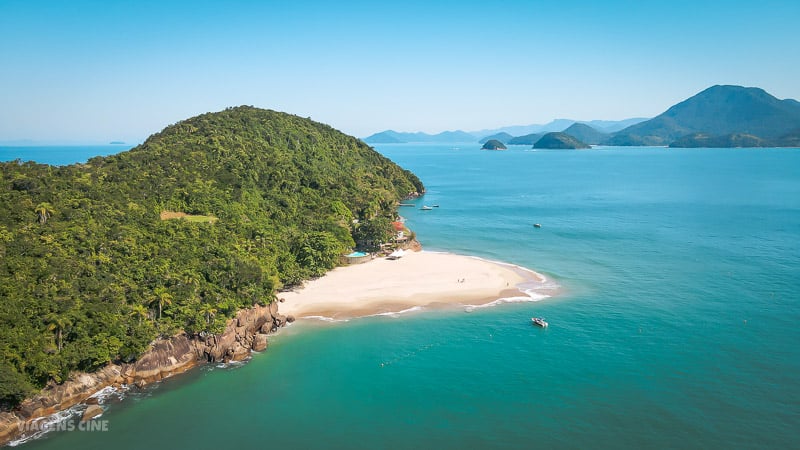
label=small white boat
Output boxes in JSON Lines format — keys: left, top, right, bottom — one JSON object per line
{"left": 421, "top": 206, "right": 433, "bottom": 210}
{"left": 533, "top": 223, "right": 542, "bottom": 228}
{"left": 531, "top": 317, "right": 548, "bottom": 328}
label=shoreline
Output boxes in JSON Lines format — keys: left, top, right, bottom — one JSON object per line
{"left": 1, "top": 250, "right": 555, "bottom": 447}
{"left": 279, "top": 251, "right": 556, "bottom": 320}
{"left": 0, "top": 303, "right": 285, "bottom": 447}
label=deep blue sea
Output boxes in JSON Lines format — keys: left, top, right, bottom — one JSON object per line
{"left": 0, "top": 145, "right": 133, "bottom": 166}
{"left": 7, "top": 144, "right": 800, "bottom": 449}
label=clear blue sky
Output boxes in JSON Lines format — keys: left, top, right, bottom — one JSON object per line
{"left": 1, "top": 0, "right": 798, "bottom": 143}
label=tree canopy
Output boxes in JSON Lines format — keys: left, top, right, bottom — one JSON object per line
{"left": 0, "top": 106, "right": 423, "bottom": 407}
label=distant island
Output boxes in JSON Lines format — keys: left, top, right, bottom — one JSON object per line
{"left": 364, "top": 85, "right": 800, "bottom": 149}
{"left": 609, "top": 85, "right": 800, "bottom": 147}
{"left": 471, "top": 118, "right": 648, "bottom": 138}
{"left": 109, "top": 141, "right": 126, "bottom": 145}
{"left": 534, "top": 132, "right": 591, "bottom": 149}
{"left": 364, "top": 118, "right": 646, "bottom": 145}
{"left": 482, "top": 139, "right": 507, "bottom": 150}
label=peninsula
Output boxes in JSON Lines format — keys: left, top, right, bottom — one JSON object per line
{"left": 0, "top": 106, "right": 551, "bottom": 446}
{"left": 0, "top": 106, "right": 426, "bottom": 444}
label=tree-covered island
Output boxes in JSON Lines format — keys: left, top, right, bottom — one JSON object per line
{"left": 0, "top": 107, "right": 423, "bottom": 408}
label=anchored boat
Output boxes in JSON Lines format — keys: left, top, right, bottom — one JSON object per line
{"left": 531, "top": 317, "right": 548, "bottom": 328}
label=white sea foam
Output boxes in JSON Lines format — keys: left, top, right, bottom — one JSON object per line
{"left": 7, "top": 404, "right": 83, "bottom": 447}
{"left": 465, "top": 293, "right": 550, "bottom": 311}
{"left": 214, "top": 359, "right": 248, "bottom": 370}
{"left": 300, "top": 315, "right": 350, "bottom": 323}
{"left": 88, "top": 385, "right": 128, "bottom": 404}
{"left": 366, "top": 305, "right": 425, "bottom": 318}
{"left": 7, "top": 383, "right": 131, "bottom": 446}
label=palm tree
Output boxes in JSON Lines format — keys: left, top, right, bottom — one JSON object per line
{"left": 198, "top": 303, "right": 217, "bottom": 325}
{"left": 129, "top": 304, "right": 149, "bottom": 324}
{"left": 148, "top": 287, "right": 173, "bottom": 320}
{"left": 44, "top": 314, "right": 72, "bottom": 351}
{"left": 181, "top": 271, "right": 202, "bottom": 293}
{"left": 35, "top": 202, "right": 55, "bottom": 224}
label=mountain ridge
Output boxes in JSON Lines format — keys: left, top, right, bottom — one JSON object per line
{"left": 364, "top": 118, "right": 647, "bottom": 144}
{"left": 610, "top": 85, "right": 800, "bottom": 146}
{"left": 478, "top": 132, "right": 514, "bottom": 144}
{"left": 562, "top": 123, "right": 608, "bottom": 145}
{"left": 363, "top": 130, "right": 476, "bottom": 144}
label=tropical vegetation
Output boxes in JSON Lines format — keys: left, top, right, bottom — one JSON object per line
{"left": 0, "top": 106, "right": 423, "bottom": 408}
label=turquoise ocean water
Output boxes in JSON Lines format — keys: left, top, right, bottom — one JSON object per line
{"left": 7, "top": 144, "right": 800, "bottom": 449}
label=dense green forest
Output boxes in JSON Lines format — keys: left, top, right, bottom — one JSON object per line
{"left": 0, "top": 107, "right": 423, "bottom": 408}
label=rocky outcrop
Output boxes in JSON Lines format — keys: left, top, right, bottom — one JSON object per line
{"left": 252, "top": 334, "right": 269, "bottom": 352}
{"left": 124, "top": 334, "right": 201, "bottom": 386}
{"left": 406, "top": 238, "right": 423, "bottom": 252}
{"left": 0, "top": 302, "right": 285, "bottom": 446}
{"left": 81, "top": 405, "right": 104, "bottom": 422}
{"left": 13, "top": 365, "right": 124, "bottom": 421}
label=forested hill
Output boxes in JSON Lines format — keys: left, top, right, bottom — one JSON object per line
{"left": 0, "top": 106, "right": 424, "bottom": 407}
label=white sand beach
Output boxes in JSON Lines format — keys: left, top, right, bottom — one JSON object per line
{"left": 279, "top": 251, "right": 547, "bottom": 319}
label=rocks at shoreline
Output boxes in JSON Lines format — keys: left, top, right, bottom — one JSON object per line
{"left": 0, "top": 302, "right": 287, "bottom": 446}
{"left": 81, "top": 405, "right": 104, "bottom": 422}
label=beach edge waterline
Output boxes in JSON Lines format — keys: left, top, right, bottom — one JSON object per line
{"left": 279, "top": 250, "right": 558, "bottom": 321}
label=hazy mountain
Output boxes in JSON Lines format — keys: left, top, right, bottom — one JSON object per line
{"left": 507, "top": 133, "right": 544, "bottom": 145}
{"left": 478, "top": 132, "right": 514, "bottom": 144}
{"left": 609, "top": 85, "right": 800, "bottom": 146}
{"left": 364, "top": 118, "right": 647, "bottom": 145}
{"left": 474, "top": 118, "right": 647, "bottom": 138}
{"left": 561, "top": 123, "right": 608, "bottom": 145}
{"left": 587, "top": 118, "right": 649, "bottom": 133}
{"left": 435, "top": 130, "right": 478, "bottom": 142}
{"left": 363, "top": 130, "right": 476, "bottom": 143}
{"left": 473, "top": 119, "right": 575, "bottom": 138}
{"left": 360, "top": 131, "right": 406, "bottom": 143}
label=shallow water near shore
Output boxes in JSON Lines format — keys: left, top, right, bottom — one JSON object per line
{"left": 13, "top": 144, "right": 800, "bottom": 448}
